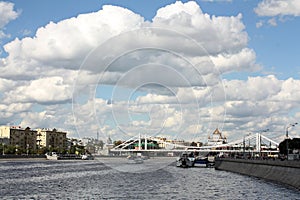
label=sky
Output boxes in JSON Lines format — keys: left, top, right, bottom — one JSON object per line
{"left": 0, "top": 0, "right": 300, "bottom": 143}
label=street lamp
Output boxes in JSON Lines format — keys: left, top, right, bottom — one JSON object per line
{"left": 2, "top": 142, "right": 4, "bottom": 155}
{"left": 243, "top": 133, "right": 251, "bottom": 159}
{"left": 243, "top": 136, "right": 245, "bottom": 159}
{"left": 26, "top": 144, "right": 29, "bottom": 156}
{"left": 1, "top": 133, "right": 4, "bottom": 155}
{"left": 285, "top": 122, "right": 298, "bottom": 160}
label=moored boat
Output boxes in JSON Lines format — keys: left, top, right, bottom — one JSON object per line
{"left": 45, "top": 152, "right": 59, "bottom": 160}
{"left": 81, "top": 154, "right": 94, "bottom": 160}
{"left": 45, "top": 152, "right": 94, "bottom": 160}
{"left": 176, "top": 152, "right": 195, "bottom": 167}
{"left": 194, "top": 155, "right": 215, "bottom": 167}
{"left": 194, "top": 156, "right": 208, "bottom": 167}
{"left": 207, "top": 155, "right": 215, "bottom": 167}
{"left": 127, "top": 155, "right": 144, "bottom": 164}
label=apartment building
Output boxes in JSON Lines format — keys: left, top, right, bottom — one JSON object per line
{"left": 37, "top": 128, "right": 67, "bottom": 150}
{"left": 0, "top": 126, "right": 37, "bottom": 152}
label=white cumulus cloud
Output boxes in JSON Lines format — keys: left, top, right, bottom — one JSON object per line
{"left": 3, "top": 76, "right": 71, "bottom": 104}
{"left": 255, "top": 0, "right": 300, "bottom": 17}
{"left": 0, "top": 1, "right": 298, "bottom": 141}
{"left": 254, "top": 0, "right": 300, "bottom": 27}
{"left": 0, "top": 1, "right": 20, "bottom": 38}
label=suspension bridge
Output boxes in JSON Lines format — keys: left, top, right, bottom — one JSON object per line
{"left": 110, "top": 132, "right": 279, "bottom": 155}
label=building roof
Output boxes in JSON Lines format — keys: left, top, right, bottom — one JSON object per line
{"left": 211, "top": 128, "right": 226, "bottom": 139}
{"left": 213, "top": 128, "right": 221, "bottom": 135}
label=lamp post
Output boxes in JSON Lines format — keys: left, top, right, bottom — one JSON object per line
{"left": 247, "top": 133, "right": 252, "bottom": 158}
{"left": 26, "top": 144, "right": 29, "bottom": 156}
{"left": 248, "top": 133, "right": 251, "bottom": 150}
{"left": 243, "top": 136, "right": 245, "bottom": 159}
{"left": 1, "top": 133, "right": 4, "bottom": 155}
{"left": 243, "top": 133, "right": 251, "bottom": 159}
{"left": 285, "top": 122, "right": 298, "bottom": 160}
{"left": 2, "top": 142, "right": 4, "bottom": 155}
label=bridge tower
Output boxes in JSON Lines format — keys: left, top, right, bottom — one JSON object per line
{"left": 255, "top": 133, "right": 261, "bottom": 152}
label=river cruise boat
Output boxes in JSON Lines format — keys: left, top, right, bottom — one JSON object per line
{"left": 176, "top": 152, "right": 195, "bottom": 167}
{"left": 194, "top": 155, "right": 215, "bottom": 167}
{"left": 45, "top": 152, "right": 94, "bottom": 160}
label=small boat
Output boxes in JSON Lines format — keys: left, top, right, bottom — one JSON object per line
{"left": 194, "top": 156, "right": 208, "bottom": 167}
{"left": 176, "top": 152, "right": 195, "bottom": 168}
{"left": 127, "top": 153, "right": 144, "bottom": 164}
{"left": 81, "top": 154, "right": 94, "bottom": 160}
{"left": 46, "top": 152, "right": 94, "bottom": 160}
{"left": 207, "top": 156, "right": 215, "bottom": 167}
{"left": 194, "top": 155, "right": 215, "bottom": 167}
{"left": 45, "top": 152, "right": 59, "bottom": 160}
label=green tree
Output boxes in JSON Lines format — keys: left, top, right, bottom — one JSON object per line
{"left": 114, "top": 140, "right": 123, "bottom": 147}
{"left": 279, "top": 138, "right": 300, "bottom": 154}
{"left": 190, "top": 142, "right": 197, "bottom": 146}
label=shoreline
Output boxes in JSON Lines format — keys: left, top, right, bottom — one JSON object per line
{"left": 215, "top": 158, "right": 300, "bottom": 191}
{"left": 0, "top": 154, "right": 46, "bottom": 161}
{"left": 0, "top": 157, "right": 47, "bottom": 161}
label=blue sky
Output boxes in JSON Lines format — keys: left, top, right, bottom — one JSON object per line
{"left": 1, "top": 0, "right": 300, "bottom": 142}
{"left": 2, "top": 0, "right": 299, "bottom": 79}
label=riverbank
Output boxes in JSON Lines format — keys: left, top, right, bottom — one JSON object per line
{"left": 0, "top": 155, "right": 46, "bottom": 162}
{"left": 0, "top": 154, "right": 46, "bottom": 159}
{"left": 215, "top": 158, "right": 300, "bottom": 191}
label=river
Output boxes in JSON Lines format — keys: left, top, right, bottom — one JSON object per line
{"left": 0, "top": 157, "right": 299, "bottom": 199}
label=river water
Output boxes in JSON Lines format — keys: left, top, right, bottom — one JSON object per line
{"left": 0, "top": 157, "right": 299, "bottom": 199}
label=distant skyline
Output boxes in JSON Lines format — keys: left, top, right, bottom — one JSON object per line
{"left": 0, "top": 0, "right": 300, "bottom": 143}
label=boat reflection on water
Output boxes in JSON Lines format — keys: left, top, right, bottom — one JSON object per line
{"left": 127, "top": 153, "right": 148, "bottom": 164}
{"left": 127, "top": 155, "right": 144, "bottom": 164}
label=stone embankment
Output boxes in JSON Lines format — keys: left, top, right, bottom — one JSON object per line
{"left": 215, "top": 158, "right": 300, "bottom": 190}
{"left": 0, "top": 154, "right": 46, "bottom": 159}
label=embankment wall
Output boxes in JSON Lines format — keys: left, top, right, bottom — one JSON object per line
{"left": 215, "top": 158, "right": 300, "bottom": 190}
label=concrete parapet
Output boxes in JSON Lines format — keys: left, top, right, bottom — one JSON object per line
{"left": 215, "top": 158, "right": 300, "bottom": 190}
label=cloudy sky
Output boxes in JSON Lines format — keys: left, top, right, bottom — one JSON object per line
{"left": 0, "top": 0, "right": 300, "bottom": 143}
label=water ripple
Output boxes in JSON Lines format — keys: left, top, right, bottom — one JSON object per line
{"left": 0, "top": 159, "right": 299, "bottom": 199}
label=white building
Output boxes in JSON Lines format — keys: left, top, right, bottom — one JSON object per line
{"left": 207, "top": 128, "right": 227, "bottom": 146}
